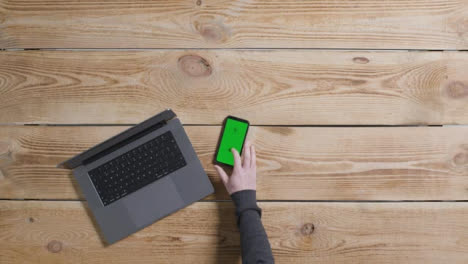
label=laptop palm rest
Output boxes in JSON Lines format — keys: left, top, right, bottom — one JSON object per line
{"left": 123, "top": 177, "right": 185, "bottom": 227}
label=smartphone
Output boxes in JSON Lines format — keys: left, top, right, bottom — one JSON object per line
{"left": 214, "top": 116, "right": 250, "bottom": 166}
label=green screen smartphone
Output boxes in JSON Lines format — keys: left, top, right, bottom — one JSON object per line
{"left": 214, "top": 116, "right": 250, "bottom": 166}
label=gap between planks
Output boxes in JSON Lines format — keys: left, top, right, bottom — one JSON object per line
{"left": 2, "top": 48, "right": 468, "bottom": 52}
{"left": 1, "top": 199, "right": 467, "bottom": 203}
{"left": 0, "top": 124, "right": 445, "bottom": 127}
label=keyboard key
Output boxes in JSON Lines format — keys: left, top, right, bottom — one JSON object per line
{"left": 88, "top": 131, "right": 186, "bottom": 206}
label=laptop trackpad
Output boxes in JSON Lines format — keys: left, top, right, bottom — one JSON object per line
{"left": 123, "top": 178, "right": 185, "bottom": 227}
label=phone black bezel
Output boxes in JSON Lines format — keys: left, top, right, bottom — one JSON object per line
{"left": 213, "top": 115, "right": 250, "bottom": 167}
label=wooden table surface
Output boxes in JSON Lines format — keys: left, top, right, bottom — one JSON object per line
{"left": 1, "top": 1, "right": 468, "bottom": 263}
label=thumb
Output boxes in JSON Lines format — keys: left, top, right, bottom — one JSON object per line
{"left": 214, "top": 165, "right": 229, "bottom": 185}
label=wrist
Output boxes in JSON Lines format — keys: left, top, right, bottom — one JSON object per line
{"left": 230, "top": 190, "right": 261, "bottom": 225}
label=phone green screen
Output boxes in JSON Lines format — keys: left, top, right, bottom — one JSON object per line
{"left": 216, "top": 117, "right": 249, "bottom": 166}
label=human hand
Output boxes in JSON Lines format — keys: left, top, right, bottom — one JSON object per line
{"left": 214, "top": 142, "right": 256, "bottom": 195}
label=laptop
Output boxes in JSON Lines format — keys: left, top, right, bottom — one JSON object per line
{"left": 59, "top": 109, "right": 214, "bottom": 244}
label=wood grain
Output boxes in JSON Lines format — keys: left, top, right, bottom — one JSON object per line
{"left": 1, "top": 0, "right": 468, "bottom": 49}
{"left": 1, "top": 201, "right": 467, "bottom": 263}
{"left": 1, "top": 125, "right": 467, "bottom": 200}
{"left": 1, "top": 50, "right": 468, "bottom": 125}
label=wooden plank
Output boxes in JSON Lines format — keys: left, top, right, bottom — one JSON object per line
{"left": 1, "top": 201, "right": 467, "bottom": 263}
{"left": 1, "top": 51, "right": 468, "bottom": 125}
{"left": 1, "top": 0, "right": 468, "bottom": 49}
{"left": 1, "top": 126, "right": 467, "bottom": 200}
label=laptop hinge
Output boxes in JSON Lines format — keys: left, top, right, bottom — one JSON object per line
{"left": 82, "top": 120, "right": 167, "bottom": 165}
{"left": 58, "top": 109, "right": 176, "bottom": 169}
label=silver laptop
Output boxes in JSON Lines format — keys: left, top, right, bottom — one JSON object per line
{"left": 59, "top": 109, "right": 214, "bottom": 244}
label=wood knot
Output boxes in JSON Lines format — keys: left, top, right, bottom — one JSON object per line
{"left": 446, "top": 81, "right": 468, "bottom": 99}
{"left": 171, "top": 236, "right": 182, "bottom": 242}
{"left": 0, "top": 141, "right": 9, "bottom": 156}
{"left": 266, "top": 127, "right": 294, "bottom": 136}
{"left": 196, "top": 0, "right": 202, "bottom": 6}
{"left": 28, "top": 217, "right": 35, "bottom": 223}
{"left": 196, "top": 22, "right": 229, "bottom": 43}
{"left": 200, "top": 24, "right": 224, "bottom": 42}
{"left": 454, "top": 152, "right": 468, "bottom": 166}
{"left": 178, "top": 55, "right": 212, "bottom": 77}
{"left": 353, "top": 57, "right": 370, "bottom": 64}
{"left": 47, "top": 240, "right": 63, "bottom": 253}
{"left": 455, "top": 18, "right": 468, "bottom": 37}
{"left": 301, "top": 223, "right": 315, "bottom": 236}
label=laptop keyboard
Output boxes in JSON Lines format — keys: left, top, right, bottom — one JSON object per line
{"left": 88, "top": 131, "right": 187, "bottom": 206}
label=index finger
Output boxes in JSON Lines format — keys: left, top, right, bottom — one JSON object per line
{"left": 243, "top": 141, "right": 251, "bottom": 168}
{"left": 231, "top": 148, "right": 242, "bottom": 169}
{"left": 250, "top": 145, "right": 256, "bottom": 168}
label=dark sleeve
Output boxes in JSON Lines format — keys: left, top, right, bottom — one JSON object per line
{"left": 231, "top": 190, "right": 274, "bottom": 264}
